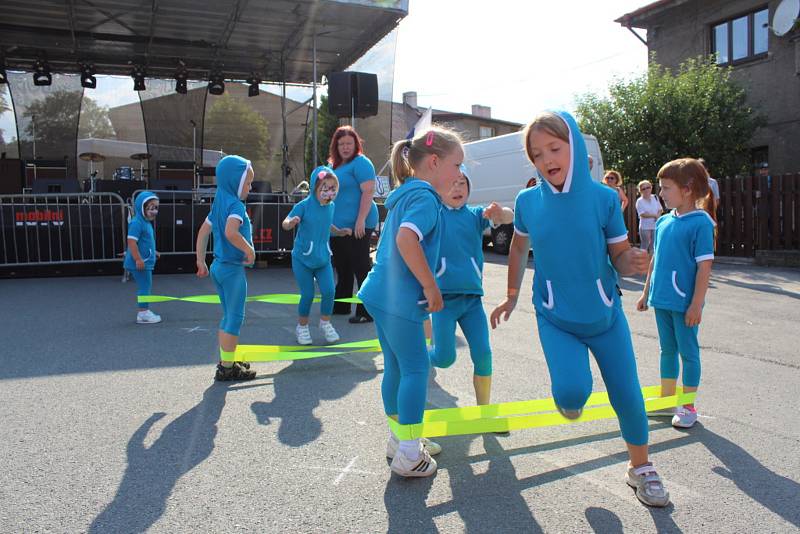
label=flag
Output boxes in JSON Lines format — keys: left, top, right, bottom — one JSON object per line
{"left": 406, "top": 107, "right": 432, "bottom": 139}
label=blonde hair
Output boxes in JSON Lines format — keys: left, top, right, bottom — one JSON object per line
{"left": 522, "top": 111, "right": 570, "bottom": 164}
{"left": 637, "top": 179, "right": 652, "bottom": 191}
{"left": 602, "top": 170, "right": 623, "bottom": 186}
{"left": 389, "top": 126, "right": 464, "bottom": 187}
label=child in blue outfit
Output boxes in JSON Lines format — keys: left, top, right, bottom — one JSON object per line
{"left": 358, "top": 127, "right": 465, "bottom": 478}
{"left": 426, "top": 173, "right": 513, "bottom": 407}
{"left": 637, "top": 158, "right": 715, "bottom": 429}
{"left": 195, "top": 155, "right": 257, "bottom": 382}
{"left": 282, "top": 166, "right": 352, "bottom": 345}
{"left": 490, "top": 111, "right": 670, "bottom": 507}
{"left": 125, "top": 191, "right": 161, "bottom": 324}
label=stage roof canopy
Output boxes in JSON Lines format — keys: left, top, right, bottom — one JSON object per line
{"left": 0, "top": 0, "right": 407, "bottom": 83}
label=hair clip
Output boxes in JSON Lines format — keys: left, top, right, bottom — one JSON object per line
{"left": 404, "top": 139, "right": 412, "bottom": 149}
{"left": 425, "top": 132, "right": 435, "bottom": 147}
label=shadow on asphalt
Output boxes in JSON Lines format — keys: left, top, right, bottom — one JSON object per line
{"left": 383, "top": 382, "right": 800, "bottom": 532}
{"left": 89, "top": 382, "right": 231, "bottom": 533}
{"left": 250, "top": 355, "right": 381, "bottom": 447}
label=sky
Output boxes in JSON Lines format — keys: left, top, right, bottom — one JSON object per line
{"left": 391, "top": 0, "right": 651, "bottom": 124}
{"left": 0, "top": 1, "right": 651, "bottom": 141}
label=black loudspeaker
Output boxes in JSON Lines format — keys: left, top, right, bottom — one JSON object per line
{"left": 327, "top": 72, "right": 379, "bottom": 119}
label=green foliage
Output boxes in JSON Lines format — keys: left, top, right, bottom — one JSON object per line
{"left": 22, "top": 89, "right": 83, "bottom": 150}
{"left": 78, "top": 96, "right": 115, "bottom": 139}
{"left": 305, "top": 95, "right": 340, "bottom": 174}
{"left": 576, "top": 55, "right": 764, "bottom": 183}
{"left": 204, "top": 93, "right": 270, "bottom": 165}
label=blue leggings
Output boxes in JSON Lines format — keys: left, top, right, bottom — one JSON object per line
{"left": 429, "top": 294, "right": 492, "bottom": 376}
{"left": 655, "top": 308, "right": 701, "bottom": 388}
{"left": 210, "top": 261, "right": 247, "bottom": 336}
{"left": 131, "top": 269, "right": 152, "bottom": 309}
{"left": 536, "top": 306, "right": 648, "bottom": 446}
{"left": 366, "top": 304, "right": 429, "bottom": 425}
{"left": 292, "top": 256, "right": 334, "bottom": 318}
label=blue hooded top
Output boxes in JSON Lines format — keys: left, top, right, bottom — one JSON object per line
{"left": 358, "top": 178, "right": 442, "bottom": 323}
{"left": 124, "top": 190, "right": 158, "bottom": 271}
{"left": 207, "top": 155, "right": 253, "bottom": 266}
{"left": 288, "top": 166, "right": 336, "bottom": 270}
{"left": 435, "top": 177, "right": 491, "bottom": 295}
{"left": 648, "top": 209, "right": 715, "bottom": 313}
{"left": 513, "top": 110, "right": 628, "bottom": 336}
{"left": 332, "top": 154, "right": 379, "bottom": 229}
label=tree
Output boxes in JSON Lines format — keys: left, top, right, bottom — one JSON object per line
{"left": 204, "top": 93, "right": 269, "bottom": 163}
{"left": 78, "top": 96, "right": 115, "bottom": 139}
{"left": 305, "top": 95, "right": 339, "bottom": 174}
{"left": 21, "top": 89, "right": 83, "bottom": 155}
{"left": 576, "top": 55, "right": 764, "bottom": 183}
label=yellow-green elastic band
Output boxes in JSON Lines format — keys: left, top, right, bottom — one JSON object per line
{"left": 234, "top": 338, "right": 383, "bottom": 362}
{"left": 387, "top": 387, "right": 696, "bottom": 439}
{"left": 138, "top": 294, "right": 363, "bottom": 305}
{"left": 220, "top": 348, "right": 235, "bottom": 362}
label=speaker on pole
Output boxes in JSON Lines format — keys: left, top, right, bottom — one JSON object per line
{"left": 327, "top": 72, "right": 379, "bottom": 119}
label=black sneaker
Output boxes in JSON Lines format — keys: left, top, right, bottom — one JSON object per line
{"left": 215, "top": 362, "right": 256, "bottom": 381}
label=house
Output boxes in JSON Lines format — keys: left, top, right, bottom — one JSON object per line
{"left": 616, "top": 0, "right": 800, "bottom": 175}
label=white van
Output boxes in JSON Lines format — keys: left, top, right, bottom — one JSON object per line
{"left": 463, "top": 130, "right": 605, "bottom": 253}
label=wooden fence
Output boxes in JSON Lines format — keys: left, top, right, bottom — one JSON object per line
{"left": 623, "top": 173, "right": 800, "bottom": 256}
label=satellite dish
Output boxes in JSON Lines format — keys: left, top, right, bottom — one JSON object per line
{"left": 772, "top": 0, "right": 799, "bottom": 36}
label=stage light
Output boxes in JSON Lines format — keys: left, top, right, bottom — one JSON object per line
{"left": 131, "top": 65, "right": 146, "bottom": 91}
{"left": 80, "top": 63, "right": 96, "bottom": 89}
{"left": 208, "top": 72, "right": 225, "bottom": 95}
{"left": 247, "top": 75, "right": 260, "bottom": 97}
{"left": 33, "top": 60, "right": 52, "bottom": 86}
{"left": 174, "top": 63, "right": 188, "bottom": 94}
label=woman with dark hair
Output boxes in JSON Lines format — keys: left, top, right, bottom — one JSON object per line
{"left": 327, "top": 126, "right": 379, "bottom": 323}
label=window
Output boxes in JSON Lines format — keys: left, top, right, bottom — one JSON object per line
{"left": 712, "top": 7, "right": 769, "bottom": 65}
{"left": 479, "top": 126, "right": 495, "bottom": 139}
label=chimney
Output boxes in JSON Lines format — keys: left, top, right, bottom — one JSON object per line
{"left": 403, "top": 91, "right": 418, "bottom": 109}
{"left": 471, "top": 104, "right": 491, "bottom": 119}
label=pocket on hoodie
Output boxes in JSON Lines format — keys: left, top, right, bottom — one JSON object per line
{"left": 671, "top": 271, "right": 686, "bottom": 298}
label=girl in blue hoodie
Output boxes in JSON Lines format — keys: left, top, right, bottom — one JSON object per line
{"left": 125, "top": 191, "right": 161, "bottom": 324}
{"left": 282, "top": 166, "right": 352, "bottom": 345}
{"left": 426, "top": 174, "right": 513, "bottom": 407}
{"left": 358, "top": 126, "right": 464, "bottom": 478}
{"left": 196, "top": 155, "right": 256, "bottom": 382}
{"left": 490, "top": 111, "right": 669, "bottom": 507}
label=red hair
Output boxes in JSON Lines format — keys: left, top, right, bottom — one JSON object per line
{"left": 327, "top": 126, "right": 364, "bottom": 169}
{"left": 657, "top": 158, "right": 716, "bottom": 223}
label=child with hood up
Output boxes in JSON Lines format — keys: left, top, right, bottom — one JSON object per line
{"left": 196, "top": 155, "right": 257, "bottom": 381}
{"left": 282, "top": 166, "right": 352, "bottom": 345}
{"left": 125, "top": 190, "right": 161, "bottom": 324}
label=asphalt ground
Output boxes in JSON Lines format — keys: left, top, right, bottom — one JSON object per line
{"left": 1, "top": 254, "right": 798, "bottom": 533}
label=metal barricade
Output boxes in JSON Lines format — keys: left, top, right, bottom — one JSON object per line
{"left": 130, "top": 189, "right": 297, "bottom": 257}
{"left": 0, "top": 192, "right": 128, "bottom": 267}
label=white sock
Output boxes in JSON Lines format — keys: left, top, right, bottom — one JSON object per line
{"left": 398, "top": 438, "right": 421, "bottom": 460}
{"left": 319, "top": 319, "right": 330, "bottom": 326}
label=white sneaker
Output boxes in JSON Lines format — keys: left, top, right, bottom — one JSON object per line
{"left": 319, "top": 320, "right": 340, "bottom": 343}
{"left": 136, "top": 310, "right": 161, "bottom": 324}
{"left": 296, "top": 324, "right": 312, "bottom": 345}
{"left": 626, "top": 464, "right": 670, "bottom": 507}
{"left": 386, "top": 434, "right": 441, "bottom": 459}
{"left": 671, "top": 406, "right": 698, "bottom": 428}
{"left": 390, "top": 443, "right": 437, "bottom": 478}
